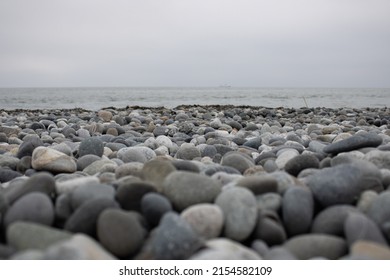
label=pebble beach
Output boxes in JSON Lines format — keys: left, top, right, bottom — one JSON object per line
{"left": 1, "top": 104, "right": 390, "bottom": 260}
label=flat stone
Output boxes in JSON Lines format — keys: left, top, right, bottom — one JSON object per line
{"left": 163, "top": 171, "right": 222, "bottom": 211}
{"left": 32, "top": 147, "right": 77, "bottom": 173}
{"left": 215, "top": 187, "right": 257, "bottom": 241}
{"left": 284, "top": 154, "right": 320, "bottom": 176}
{"left": 284, "top": 234, "right": 348, "bottom": 259}
{"left": 323, "top": 132, "right": 383, "bottom": 154}
{"left": 235, "top": 175, "right": 278, "bottom": 195}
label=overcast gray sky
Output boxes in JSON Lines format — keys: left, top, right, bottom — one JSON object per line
{"left": 0, "top": 0, "right": 389, "bottom": 87}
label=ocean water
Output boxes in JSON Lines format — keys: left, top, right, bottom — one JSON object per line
{"left": 0, "top": 87, "right": 389, "bottom": 110}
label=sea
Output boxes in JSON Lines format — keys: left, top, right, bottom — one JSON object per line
{"left": 0, "top": 87, "right": 389, "bottom": 110}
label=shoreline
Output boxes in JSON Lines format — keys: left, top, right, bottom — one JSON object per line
{"left": 1, "top": 105, "right": 390, "bottom": 260}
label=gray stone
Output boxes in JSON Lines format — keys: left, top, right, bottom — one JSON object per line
{"left": 64, "top": 197, "right": 119, "bottom": 236}
{"left": 367, "top": 191, "right": 390, "bottom": 240}
{"left": 4, "top": 192, "right": 54, "bottom": 228}
{"left": 163, "top": 171, "right": 222, "bottom": 211}
{"left": 141, "top": 193, "right": 172, "bottom": 227}
{"left": 82, "top": 159, "right": 117, "bottom": 175}
{"left": 221, "top": 152, "right": 255, "bottom": 174}
{"left": 141, "top": 159, "right": 176, "bottom": 191}
{"left": 284, "top": 234, "right": 348, "bottom": 259}
{"left": 235, "top": 175, "right": 278, "bottom": 195}
{"left": 76, "top": 154, "right": 101, "bottom": 171}
{"left": 97, "top": 209, "right": 145, "bottom": 258}
{"left": 17, "top": 137, "right": 44, "bottom": 158}
{"left": 305, "top": 162, "right": 382, "bottom": 207}
{"left": 284, "top": 154, "right": 320, "bottom": 176}
{"left": 151, "top": 212, "right": 203, "bottom": 259}
{"left": 215, "top": 187, "right": 257, "bottom": 241}
{"left": 191, "top": 238, "right": 261, "bottom": 260}
{"left": 70, "top": 183, "right": 115, "bottom": 210}
{"left": 364, "top": 150, "right": 390, "bottom": 169}
{"left": 31, "top": 147, "right": 77, "bottom": 173}
{"left": 282, "top": 187, "right": 314, "bottom": 236}
{"left": 256, "top": 193, "right": 282, "bottom": 212}
{"left": 0, "top": 168, "right": 22, "bottom": 183}
{"left": 44, "top": 234, "right": 116, "bottom": 260}
{"left": 175, "top": 143, "right": 201, "bottom": 160}
{"left": 264, "top": 246, "right": 297, "bottom": 260}
{"left": 344, "top": 212, "right": 387, "bottom": 246}
{"left": 51, "top": 142, "right": 72, "bottom": 156}
{"left": 349, "top": 241, "right": 390, "bottom": 260}
{"left": 55, "top": 176, "right": 100, "bottom": 194}
{"left": 7, "top": 221, "right": 72, "bottom": 250}
{"left": 253, "top": 210, "right": 287, "bottom": 246}
{"left": 243, "top": 137, "right": 262, "bottom": 149}
{"left": 115, "top": 162, "right": 144, "bottom": 178}
{"left": 323, "top": 132, "right": 383, "bottom": 154}
{"left": 55, "top": 193, "right": 72, "bottom": 221}
{"left": 115, "top": 182, "right": 156, "bottom": 211}
{"left": 357, "top": 190, "right": 379, "bottom": 214}
{"left": 275, "top": 149, "right": 299, "bottom": 169}
{"left": 311, "top": 205, "right": 359, "bottom": 236}
{"left": 117, "top": 147, "right": 156, "bottom": 162}
{"left": 181, "top": 203, "right": 224, "bottom": 240}
{"left": 0, "top": 155, "right": 19, "bottom": 170}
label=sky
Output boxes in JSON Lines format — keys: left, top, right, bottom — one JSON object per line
{"left": 0, "top": 0, "right": 389, "bottom": 88}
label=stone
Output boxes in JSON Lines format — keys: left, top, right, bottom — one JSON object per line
{"left": 70, "top": 183, "right": 115, "bottom": 210}
{"left": 76, "top": 154, "right": 101, "bottom": 171}
{"left": 323, "top": 132, "right": 383, "bottom": 154}
{"left": 311, "top": 205, "right": 359, "bottom": 236}
{"left": 284, "top": 234, "right": 348, "bottom": 259}
{"left": 357, "top": 190, "right": 379, "bottom": 214}
{"left": 0, "top": 168, "right": 22, "bottom": 183}
{"left": 4, "top": 192, "right": 54, "bottom": 228}
{"left": 97, "top": 209, "right": 145, "bottom": 258}
{"left": 55, "top": 176, "right": 100, "bottom": 194}
{"left": 191, "top": 238, "right": 261, "bottom": 260}
{"left": 171, "top": 160, "right": 200, "bottom": 173}
{"left": 150, "top": 212, "right": 203, "bottom": 259}
{"left": 364, "top": 150, "right": 390, "bottom": 169}
{"left": 82, "top": 159, "right": 117, "bottom": 175}
{"left": 51, "top": 142, "right": 72, "bottom": 156}
{"left": 44, "top": 234, "right": 116, "bottom": 260}
{"left": 243, "top": 137, "right": 262, "bottom": 149}
{"left": 31, "top": 147, "right": 77, "bottom": 173}
{"left": 253, "top": 210, "right": 287, "bottom": 246}
{"left": 275, "top": 149, "right": 299, "bottom": 169}
{"left": 264, "top": 246, "right": 297, "bottom": 260}
{"left": 115, "top": 162, "right": 144, "bottom": 178}
{"left": 215, "top": 187, "right": 257, "bottom": 241}
{"left": 235, "top": 175, "right": 278, "bottom": 195}
{"left": 163, "top": 171, "right": 222, "bottom": 211}
{"left": 305, "top": 162, "right": 382, "bottom": 207}
{"left": 64, "top": 197, "right": 119, "bottom": 236}
{"left": 344, "top": 212, "right": 387, "bottom": 246}
{"left": 221, "top": 151, "right": 255, "bottom": 174}
{"left": 349, "top": 241, "right": 390, "bottom": 260}
{"left": 78, "top": 137, "right": 104, "bottom": 157}
{"left": 256, "top": 193, "right": 282, "bottom": 212}
{"left": 115, "top": 182, "right": 156, "bottom": 211}
{"left": 7, "top": 221, "right": 72, "bottom": 250}
{"left": 117, "top": 147, "right": 156, "bottom": 163}
{"left": 282, "top": 187, "right": 314, "bottom": 236}
{"left": 175, "top": 143, "right": 201, "bottom": 160}
{"left": 0, "top": 155, "right": 19, "bottom": 169}
{"left": 284, "top": 154, "right": 320, "bottom": 176}
{"left": 98, "top": 110, "right": 113, "bottom": 122}
{"left": 180, "top": 203, "right": 224, "bottom": 240}
{"left": 367, "top": 191, "right": 390, "bottom": 239}
{"left": 17, "top": 137, "right": 44, "bottom": 158}
{"left": 141, "top": 159, "right": 176, "bottom": 191}
{"left": 141, "top": 193, "right": 172, "bottom": 227}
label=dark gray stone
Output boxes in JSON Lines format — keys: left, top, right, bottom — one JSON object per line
{"left": 141, "top": 193, "right": 172, "bottom": 227}
{"left": 323, "top": 132, "right": 383, "bottom": 154}
{"left": 367, "top": 192, "right": 390, "bottom": 240}
{"left": 253, "top": 210, "right": 287, "bottom": 246}
{"left": 76, "top": 154, "right": 101, "bottom": 171}
{"left": 151, "top": 212, "right": 203, "bottom": 259}
{"left": 78, "top": 137, "right": 104, "bottom": 157}
{"left": 64, "top": 197, "right": 119, "bottom": 236}
{"left": 175, "top": 143, "right": 201, "bottom": 160}
{"left": 4, "top": 192, "right": 54, "bottom": 228}
{"left": 235, "top": 175, "right": 278, "bottom": 195}
{"left": 115, "top": 182, "right": 156, "bottom": 211}
{"left": 282, "top": 187, "right": 314, "bottom": 236}
{"left": 70, "top": 183, "right": 115, "bottom": 210}
{"left": 17, "top": 137, "right": 44, "bottom": 158}
{"left": 243, "top": 137, "right": 262, "bottom": 149}
{"left": 97, "top": 209, "right": 145, "bottom": 258}
{"left": 305, "top": 162, "right": 382, "bottom": 207}
{"left": 0, "top": 168, "right": 22, "bottom": 183}
{"left": 284, "top": 234, "right": 348, "bottom": 259}
{"left": 284, "top": 154, "right": 320, "bottom": 176}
